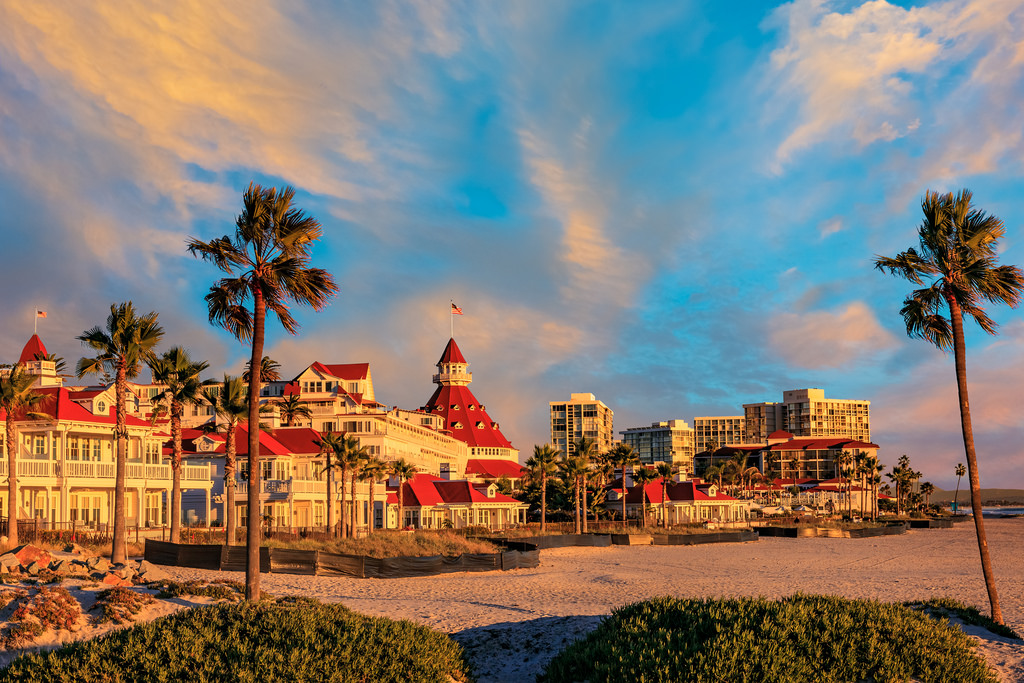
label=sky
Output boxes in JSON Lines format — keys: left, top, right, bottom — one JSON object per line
{"left": 1, "top": 0, "right": 1023, "bottom": 490}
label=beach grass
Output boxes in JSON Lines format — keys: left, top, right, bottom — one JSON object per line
{"left": 541, "top": 594, "right": 999, "bottom": 683}
{"left": 263, "top": 530, "right": 499, "bottom": 558}
{"left": 0, "top": 599, "right": 472, "bottom": 683}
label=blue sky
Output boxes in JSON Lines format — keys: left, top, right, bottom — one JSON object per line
{"left": 2, "top": 0, "right": 1023, "bottom": 489}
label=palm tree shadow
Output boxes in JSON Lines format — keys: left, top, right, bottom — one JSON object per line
{"left": 451, "top": 614, "right": 604, "bottom": 683}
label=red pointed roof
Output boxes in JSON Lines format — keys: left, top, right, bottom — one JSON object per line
{"left": 18, "top": 335, "right": 48, "bottom": 364}
{"left": 422, "top": 384, "right": 513, "bottom": 449}
{"left": 437, "top": 338, "right": 467, "bottom": 365}
{"left": 308, "top": 362, "right": 370, "bottom": 381}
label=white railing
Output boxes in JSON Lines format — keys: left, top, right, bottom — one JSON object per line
{"left": 18, "top": 461, "right": 53, "bottom": 477}
{"left": 0, "top": 458, "right": 202, "bottom": 484}
{"left": 291, "top": 479, "right": 326, "bottom": 494}
{"left": 183, "top": 464, "right": 211, "bottom": 481}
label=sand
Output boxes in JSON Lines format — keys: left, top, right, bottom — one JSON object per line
{"left": 4, "top": 519, "right": 1024, "bottom": 681}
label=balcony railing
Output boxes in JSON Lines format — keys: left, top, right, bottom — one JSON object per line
{"left": 0, "top": 458, "right": 208, "bottom": 485}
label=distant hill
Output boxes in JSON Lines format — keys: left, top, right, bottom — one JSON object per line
{"left": 928, "top": 487, "right": 1024, "bottom": 506}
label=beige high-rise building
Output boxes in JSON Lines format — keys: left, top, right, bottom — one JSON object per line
{"left": 550, "top": 393, "right": 614, "bottom": 455}
{"left": 693, "top": 416, "right": 745, "bottom": 453}
{"left": 620, "top": 420, "right": 696, "bottom": 475}
{"left": 743, "top": 402, "right": 786, "bottom": 443}
{"left": 782, "top": 388, "right": 870, "bottom": 441}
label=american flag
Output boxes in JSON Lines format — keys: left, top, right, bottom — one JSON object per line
{"left": 36, "top": 311, "right": 47, "bottom": 318}
{"left": 451, "top": 303, "right": 463, "bottom": 315}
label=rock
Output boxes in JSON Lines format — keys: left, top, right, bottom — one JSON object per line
{"left": 113, "top": 565, "right": 135, "bottom": 580}
{"left": 87, "top": 557, "right": 111, "bottom": 572}
{"left": 63, "top": 543, "right": 89, "bottom": 556}
{"left": 0, "top": 553, "right": 20, "bottom": 570}
{"left": 136, "top": 560, "right": 169, "bottom": 583}
{"left": 50, "top": 559, "right": 73, "bottom": 573}
{"left": 101, "top": 572, "right": 131, "bottom": 587}
{"left": 10, "top": 544, "right": 52, "bottom": 568}
{"left": 26, "top": 561, "right": 44, "bottom": 576}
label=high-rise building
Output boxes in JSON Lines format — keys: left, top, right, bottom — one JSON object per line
{"left": 782, "top": 388, "right": 870, "bottom": 441}
{"left": 549, "top": 393, "right": 614, "bottom": 455}
{"left": 693, "top": 416, "right": 745, "bottom": 453}
{"left": 620, "top": 420, "right": 696, "bottom": 475}
{"left": 743, "top": 402, "right": 786, "bottom": 443}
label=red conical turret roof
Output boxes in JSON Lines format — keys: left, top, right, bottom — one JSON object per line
{"left": 437, "top": 338, "right": 467, "bottom": 365}
{"left": 18, "top": 334, "right": 48, "bottom": 365}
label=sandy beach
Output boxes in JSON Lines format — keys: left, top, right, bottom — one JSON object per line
{"left": 150, "top": 519, "right": 1024, "bottom": 682}
{"left": 3, "top": 519, "right": 1022, "bottom": 682}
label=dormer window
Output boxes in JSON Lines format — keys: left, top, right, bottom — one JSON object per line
{"left": 452, "top": 422, "right": 463, "bottom": 429}
{"left": 96, "top": 400, "right": 106, "bottom": 413}
{"left": 450, "top": 404, "right": 460, "bottom": 410}
{"left": 487, "top": 485, "right": 496, "bottom": 498}
{"left": 475, "top": 421, "right": 484, "bottom": 429}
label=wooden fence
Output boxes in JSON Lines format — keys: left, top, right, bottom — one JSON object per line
{"left": 144, "top": 539, "right": 539, "bottom": 579}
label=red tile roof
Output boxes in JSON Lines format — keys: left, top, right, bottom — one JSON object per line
{"left": 768, "top": 430, "right": 794, "bottom": 440}
{"left": 422, "top": 384, "right": 514, "bottom": 449}
{"left": 15, "top": 387, "right": 150, "bottom": 427}
{"left": 437, "top": 338, "right": 467, "bottom": 365}
{"left": 308, "top": 362, "right": 370, "bottom": 381}
{"left": 624, "top": 480, "right": 739, "bottom": 504}
{"left": 768, "top": 438, "right": 878, "bottom": 451}
{"left": 18, "top": 335, "right": 48, "bottom": 365}
{"left": 180, "top": 426, "right": 321, "bottom": 457}
{"left": 465, "top": 459, "right": 525, "bottom": 479}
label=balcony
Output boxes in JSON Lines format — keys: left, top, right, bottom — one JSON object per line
{"left": 0, "top": 458, "right": 208, "bottom": 485}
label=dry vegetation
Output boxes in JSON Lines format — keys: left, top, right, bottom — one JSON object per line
{"left": 263, "top": 531, "right": 499, "bottom": 558}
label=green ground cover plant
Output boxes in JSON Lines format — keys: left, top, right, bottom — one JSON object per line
{"left": 541, "top": 594, "right": 999, "bottom": 683}
{"left": 908, "top": 597, "right": 1021, "bottom": 640}
{"left": 0, "top": 600, "right": 472, "bottom": 683}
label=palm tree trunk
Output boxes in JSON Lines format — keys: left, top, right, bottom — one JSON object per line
{"left": 581, "top": 480, "right": 588, "bottom": 534}
{"left": 339, "top": 464, "right": 347, "bottom": 539}
{"left": 6, "top": 415, "right": 18, "bottom": 547}
{"left": 368, "top": 481, "right": 376, "bottom": 532}
{"left": 350, "top": 469, "right": 358, "bottom": 538}
{"left": 662, "top": 482, "right": 668, "bottom": 529}
{"left": 573, "top": 479, "right": 580, "bottom": 534}
{"left": 949, "top": 297, "right": 1003, "bottom": 623}
{"left": 326, "top": 467, "right": 333, "bottom": 535}
{"left": 540, "top": 472, "right": 547, "bottom": 533}
{"left": 225, "top": 425, "right": 236, "bottom": 545}
{"left": 112, "top": 362, "right": 129, "bottom": 565}
{"left": 622, "top": 469, "right": 628, "bottom": 527}
{"left": 170, "top": 407, "right": 183, "bottom": 543}
{"left": 954, "top": 475, "right": 962, "bottom": 513}
{"left": 245, "top": 290, "right": 265, "bottom": 602}
{"left": 398, "top": 483, "right": 405, "bottom": 529}
{"left": 640, "top": 489, "right": 647, "bottom": 529}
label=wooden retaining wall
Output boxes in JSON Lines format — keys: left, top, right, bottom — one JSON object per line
{"left": 756, "top": 524, "right": 908, "bottom": 539}
{"left": 144, "top": 539, "right": 539, "bottom": 579}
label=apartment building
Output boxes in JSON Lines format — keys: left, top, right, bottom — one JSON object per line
{"left": 620, "top": 420, "right": 696, "bottom": 475}
{"left": 782, "top": 388, "right": 871, "bottom": 441}
{"left": 743, "top": 402, "right": 786, "bottom": 443}
{"left": 693, "top": 416, "right": 745, "bottom": 453}
{"left": 549, "top": 393, "right": 614, "bottom": 455}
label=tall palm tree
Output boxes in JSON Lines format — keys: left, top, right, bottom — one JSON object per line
{"left": 149, "top": 347, "right": 210, "bottom": 543}
{"left": 526, "top": 444, "right": 561, "bottom": 533}
{"left": 243, "top": 356, "right": 281, "bottom": 384}
{"left": 656, "top": 462, "right": 676, "bottom": 529}
{"left": 389, "top": 458, "right": 417, "bottom": 529}
{"left": 558, "top": 454, "right": 588, "bottom": 535}
{"left": 203, "top": 375, "right": 249, "bottom": 544}
{"left": 606, "top": 443, "right": 639, "bottom": 524}
{"left": 358, "top": 457, "right": 387, "bottom": 532}
{"left": 341, "top": 436, "right": 371, "bottom": 538}
{"left": 77, "top": 302, "right": 164, "bottom": 565}
{"left": 875, "top": 189, "right": 1023, "bottom": 624}
{"left": 277, "top": 394, "right": 312, "bottom": 427}
{"left": 573, "top": 438, "right": 597, "bottom": 533}
{"left": 953, "top": 463, "right": 966, "bottom": 514}
{"left": 1, "top": 366, "right": 50, "bottom": 547}
{"left": 315, "top": 431, "right": 344, "bottom": 536}
{"left": 189, "top": 183, "right": 338, "bottom": 601}
{"left": 631, "top": 466, "right": 657, "bottom": 528}
{"left": 920, "top": 482, "right": 935, "bottom": 511}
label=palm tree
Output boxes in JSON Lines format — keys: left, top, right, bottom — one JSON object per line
{"left": 953, "top": 463, "right": 966, "bottom": 514}
{"left": 243, "top": 356, "right": 281, "bottom": 384}
{"left": 525, "top": 444, "right": 561, "bottom": 533}
{"left": 277, "top": 394, "right": 312, "bottom": 427}
{"left": 389, "top": 458, "right": 417, "bottom": 529}
{"left": 631, "top": 466, "right": 657, "bottom": 528}
{"left": 189, "top": 183, "right": 338, "bottom": 601}
{"left": 572, "top": 438, "right": 597, "bottom": 533}
{"left": 32, "top": 352, "right": 67, "bottom": 376}
{"left": 315, "top": 431, "right": 344, "bottom": 536}
{"left": 343, "top": 437, "right": 371, "bottom": 538}
{"left": 920, "top": 482, "right": 935, "bottom": 511}
{"left": 149, "top": 347, "right": 210, "bottom": 543}
{"left": 558, "top": 454, "right": 588, "bottom": 534}
{"left": 656, "top": 462, "right": 676, "bottom": 529}
{"left": 875, "top": 189, "right": 1023, "bottom": 624}
{"left": 77, "top": 302, "right": 164, "bottom": 565}
{"left": 358, "top": 457, "right": 387, "bottom": 532}
{"left": 1, "top": 366, "right": 50, "bottom": 546}
{"left": 606, "top": 444, "right": 640, "bottom": 524}
{"left": 203, "top": 375, "right": 249, "bottom": 544}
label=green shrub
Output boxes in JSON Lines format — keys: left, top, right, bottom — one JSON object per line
{"left": 0, "top": 600, "right": 472, "bottom": 683}
{"left": 541, "top": 594, "right": 998, "bottom": 683}
{"left": 907, "top": 597, "right": 1021, "bottom": 640}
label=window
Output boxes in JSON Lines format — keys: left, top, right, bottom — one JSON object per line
{"left": 94, "top": 440, "right": 102, "bottom": 461}
{"left": 322, "top": 421, "right": 336, "bottom": 433}
{"left": 33, "top": 436, "right": 46, "bottom": 456}
{"left": 69, "top": 438, "right": 80, "bottom": 461}
{"left": 97, "top": 400, "right": 106, "bottom": 412}
{"left": 262, "top": 461, "right": 274, "bottom": 480}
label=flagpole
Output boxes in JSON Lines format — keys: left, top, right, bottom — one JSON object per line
{"left": 34, "top": 306, "right": 38, "bottom": 335}
{"left": 450, "top": 300, "right": 454, "bottom": 338}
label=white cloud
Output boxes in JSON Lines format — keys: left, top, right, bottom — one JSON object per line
{"left": 767, "top": 301, "right": 898, "bottom": 369}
